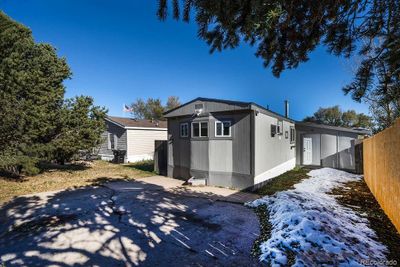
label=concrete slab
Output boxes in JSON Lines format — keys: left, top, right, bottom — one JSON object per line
{"left": 0, "top": 178, "right": 261, "bottom": 266}
{"left": 135, "top": 175, "right": 260, "bottom": 204}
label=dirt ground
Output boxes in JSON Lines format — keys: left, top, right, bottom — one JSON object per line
{"left": 330, "top": 179, "right": 400, "bottom": 263}
{"left": 0, "top": 160, "right": 154, "bottom": 203}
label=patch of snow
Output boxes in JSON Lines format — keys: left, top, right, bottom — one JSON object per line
{"left": 248, "top": 168, "right": 387, "bottom": 266}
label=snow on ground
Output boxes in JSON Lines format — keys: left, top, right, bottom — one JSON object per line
{"left": 248, "top": 168, "right": 388, "bottom": 266}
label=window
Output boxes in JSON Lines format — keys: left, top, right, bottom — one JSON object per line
{"left": 215, "top": 121, "right": 231, "bottom": 137}
{"left": 192, "top": 121, "right": 208, "bottom": 137}
{"left": 108, "top": 133, "right": 117, "bottom": 149}
{"left": 180, "top": 123, "right": 189, "bottom": 137}
{"left": 290, "top": 126, "right": 295, "bottom": 144}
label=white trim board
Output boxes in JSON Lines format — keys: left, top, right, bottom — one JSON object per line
{"left": 127, "top": 154, "right": 153, "bottom": 163}
{"left": 254, "top": 158, "right": 296, "bottom": 185}
{"left": 125, "top": 127, "right": 167, "bottom": 131}
{"left": 105, "top": 118, "right": 167, "bottom": 131}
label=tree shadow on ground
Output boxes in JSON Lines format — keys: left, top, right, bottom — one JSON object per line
{"left": 38, "top": 162, "right": 90, "bottom": 173}
{"left": 0, "top": 178, "right": 260, "bottom": 266}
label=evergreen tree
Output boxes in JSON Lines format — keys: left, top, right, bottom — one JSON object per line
{"left": 50, "top": 96, "right": 107, "bottom": 164}
{"left": 0, "top": 11, "right": 70, "bottom": 174}
{"left": 158, "top": 0, "right": 400, "bottom": 130}
{"left": 0, "top": 12, "right": 106, "bottom": 174}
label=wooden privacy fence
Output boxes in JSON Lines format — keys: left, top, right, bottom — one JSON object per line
{"left": 363, "top": 118, "right": 400, "bottom": 232}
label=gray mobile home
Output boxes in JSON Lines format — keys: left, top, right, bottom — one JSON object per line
{"left": 164, "top": 97, "right": 296, "bottom": 190}
{"left": 98, "top": 116, "right": 167, "bottom": 163}
{"left": 296, "top": 122, "right": 370, "bottom": 171}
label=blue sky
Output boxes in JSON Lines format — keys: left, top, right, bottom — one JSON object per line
{"left": 0, "top": 0, "right": 369, "bottom": 120}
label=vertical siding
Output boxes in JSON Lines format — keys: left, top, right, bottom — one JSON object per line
{"left": 98, "top": 121, "right": 127, "bottom": 156}
{"left": 166, "top": 111, "right": 253, "bottom": 188}
{"left": 254, "top": 112, "right": 296, "bottom": 176}
{"left": 208, "top": 140, "right": 232, "bottom": 172}
{"left": 338, "top": 133, "right": 356, "bottom": 170}
{"left": 320, "top": 134, "right": 338, "bottom": 168}
{"left": 127, "top": 129, "right": 167, "bottom": 159}
{"left": 209, "top": 112, "right": 252, "bottom": 175}
{"left": 296, "top": 125, "right": 359, "bottom": 170}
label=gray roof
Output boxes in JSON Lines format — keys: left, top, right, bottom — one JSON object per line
{"left": 296, "top": 121, "right": 371, "bottom": 135}
{"left": 106, "top": 116, "right": 167, "bottom": 128}
{"left": 164, "top": 97, "right": 295, "bottom": 122}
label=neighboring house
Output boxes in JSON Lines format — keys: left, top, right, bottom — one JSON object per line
{"left": 98, "top": 116, "right": 167, "bottom": 163}
{"left": 295, "top": 122, "right": 370, "bottom": 171}
{"left": 164, "top": 97, "right": 296, "bottom": 189}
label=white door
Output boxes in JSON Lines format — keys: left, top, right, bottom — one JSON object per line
{"left": 303, "top": 137, "right": 313, "bottom": 165}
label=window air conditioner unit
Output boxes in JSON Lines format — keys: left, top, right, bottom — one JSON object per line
{"left": 271, "top": 124, "right": 277, "bottom": 137}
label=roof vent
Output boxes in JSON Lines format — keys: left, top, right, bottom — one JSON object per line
{"left": 194, "top": 103, "right": 204, "bottom": 116}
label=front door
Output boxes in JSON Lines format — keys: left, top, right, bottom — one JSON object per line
{"left": 303, "top": 137, "right": 312, "bottom": 165}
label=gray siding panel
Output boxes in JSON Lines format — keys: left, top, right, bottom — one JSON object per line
{"left": 254, "top": 112, "right": 296, "bottom": 176}
{"left": 320, "top": 134, "right": 338, "bottom": 168}
{"left": 190, "top": 140, "right": 209, "bottom": 171}
{"left": 167, "top": 111, "right": 253, "bottom": 189}
{"left": 296, "top": 124, "right": 359, "bottom": 170}
{"left": 165, "top": 100, "right": 250, "bottom": 118}
{"left": 98, "top": 121, "right": 127, "bottom": 156}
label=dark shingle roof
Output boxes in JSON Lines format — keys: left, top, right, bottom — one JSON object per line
{"left": 106, "top": 116, "right": 167, "bottom": 128}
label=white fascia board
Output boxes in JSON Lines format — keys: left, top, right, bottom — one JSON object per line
{"left": 125, "top": 127, "right": 167, "bottom": 131}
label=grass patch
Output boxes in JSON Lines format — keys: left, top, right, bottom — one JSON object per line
{"left": 0, "top": 160, "right": 154, "bottom": 204}
{"left": 251, "top": 205, "right": 271, "bottom": 258}
{"left": 254, "top": 167, "right": 311, "bottom": 196}
{"left": 330, "top": 179, "right": 400, "bottom": 263}
{"left": 123, "top": 160, "right": 154, "bottom": 173}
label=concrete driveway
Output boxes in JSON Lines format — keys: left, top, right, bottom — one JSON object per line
{"left": 0, "top": 177, "right": 260, "bottom": 266}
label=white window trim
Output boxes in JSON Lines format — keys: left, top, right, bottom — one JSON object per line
{"left": 191, "top": 121, "right": 208, "bottom": 137}
{"left": 215, "top": 121, "right": 231, "bottom": 137}
{"left": 180, "top": 123, "right": 189, "bottom": 137}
